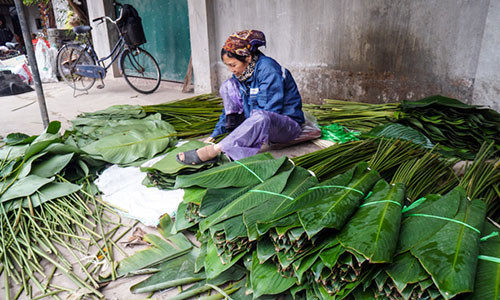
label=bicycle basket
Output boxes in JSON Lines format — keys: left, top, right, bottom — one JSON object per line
{"left": 117, "top": 4, "right": 146, "bottom": 47}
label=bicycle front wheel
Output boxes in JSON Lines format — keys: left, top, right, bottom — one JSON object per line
{"left": 57, "top": 44, "right": 96, "bottom": 91}
{"left": 120, "top": 48, "right": 161, "bottom": 94}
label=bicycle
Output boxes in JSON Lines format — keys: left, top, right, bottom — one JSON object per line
{"left": 56, "top": 2, "right": 161, "bottom": 95}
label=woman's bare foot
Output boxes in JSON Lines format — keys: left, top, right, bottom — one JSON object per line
{"left": 177, "top": 144, "right": 222, "bottom": 163}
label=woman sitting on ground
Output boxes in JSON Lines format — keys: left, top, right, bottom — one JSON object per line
{"left": 177, "top": 29, "right": 305, "bottom": 165}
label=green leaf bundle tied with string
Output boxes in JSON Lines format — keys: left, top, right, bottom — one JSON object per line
{"left": 358, "top": 187, "right": 486, "bottom": 300}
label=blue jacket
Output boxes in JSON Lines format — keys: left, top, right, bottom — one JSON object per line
{"left": 211, "top": 54, "right": 305, "bottom": 138}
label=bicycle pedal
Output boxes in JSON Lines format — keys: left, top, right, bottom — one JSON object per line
{"left": 96, "top": 84, "right": 105, "bottom": 89}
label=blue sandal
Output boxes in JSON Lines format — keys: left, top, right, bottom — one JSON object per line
{"left": 176, "top": 149, "right": 218, "bottom": 166}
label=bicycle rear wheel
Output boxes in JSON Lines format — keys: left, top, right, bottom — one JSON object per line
{"left": 57, "top": 44, "right": 96, "bottom": 91}
{"left": 120, "top": 47, "right": 161, "bottom": 94}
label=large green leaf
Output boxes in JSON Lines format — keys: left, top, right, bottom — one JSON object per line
{"left": 174, "top": 153, "right": 287, "bottom": 189}
{"left": 116, "top": 233, "right": 192, "bottom": 277}
{"left": 204, "top": 239, "right": 247, "bottom": 279}
{"left": 298, "top": 162, "right": 381, "bottom": 237}
{"left": 45, "top": 121, "right": 61, "bottom": 134}
{"left": 0, "top": 175, "right": 54, "bottom": 202}
{"left": 82, "top": 127, "right": 176, "bottom": 164}
{"left": 397, "top": 192, "right": 460, "bottom": 253}
{"left": 243, "top": 166, "right": 318, "bottom": 241}
{"left": 199, "top": 185, "right": 255, "bottom": 217}
{"left": 30, "top": 153, "right": 74, "bottom": 178}
{"left": 255, "top": 165, "right": 358, "bottom": 231}
{"left": 24, "top": 182, "right": 81, "bottom": 208}
{"left": 3, "top": 132, "right": 32, "bottom": 145}
{"left": 199, "top": 167, "right": 294, "bottom": 233}
{"left": 24, "top": 134, "right": 63, "bottom": 160}
{"left": 366, "top": 123, "right": 434, "bottom": 148}
{"left": 0, "top": 144, "right": 29, "bottom": 160}
{"left": 411, "top": 198, "right": 486, "bottom": 299}
{"left": 17, "top": 152, "right": 47, "bottom": 178}
{"left": 463, "top": 222, "right": 500, "bottom": 300}
{"left": 250, "top": 251, "right": 296, "bottom": 298}
{"left": 130, "top": 248, "right": 205, "bottom": 293}
{"left": 338, "top": 180, "right": 405, "bottom": 263}
{"left": 385, "top": 251, "right": 430, "bottom": 293}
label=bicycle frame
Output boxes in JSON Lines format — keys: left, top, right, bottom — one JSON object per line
{"left": 80, "top": 33, "right": 127, "bottom": 76}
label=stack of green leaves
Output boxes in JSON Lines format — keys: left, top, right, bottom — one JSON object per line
{"left": 142, "top": 94, "right": 223, "bottom": 139}
{"left": 201, "top": 165, "right": 318, "bottom": 281}
{"left": 303, "top": 99, "right": 399, "bottom": 132}
{"left": 141, "top": 140, "right": 218, "bottom": 190}
{"left": 173, "top": 153, "right": 289, "bottom": 232}
{"left": 69, "top": 111, "right": 177, "bottom": 165}
{"left": 0, "top": 122, "right": 98, "bottom": 213}
{"left": 305, "top": 95, "right": 500, "bottom": 159}
{"left": 356, "top": 187, "right": 486, "bottom": 300}
{"left": 174, "top": 154, "right": 294, "bottom": 279}
{"left": 0, "top": 122, "right": 119, "bottom": 299}
{"left": 251, "top": 162, "right": 380, "bottom": 292}
{"left": 290, "top": 180, "right": 405, "bottom": 299}
{"left": 397, "top": 95, "right": 500, "bottom": 158}
{"left": 459, "top": 221, "right": 500, "bottom": 300}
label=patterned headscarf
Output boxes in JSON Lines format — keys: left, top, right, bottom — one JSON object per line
{"left": 222, "top": 30, "right": 266, "bottom": 57}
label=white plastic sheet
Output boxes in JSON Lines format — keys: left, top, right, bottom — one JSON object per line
{"left": 95, "top": 163, "right": 184, "bottom": 227}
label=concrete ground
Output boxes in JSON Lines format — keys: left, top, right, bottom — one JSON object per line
{"left": 0, "top": 78, "right": 195, "bottom": 139}
{"left": 0, "top": 79, "right": 322, "bottom": 299}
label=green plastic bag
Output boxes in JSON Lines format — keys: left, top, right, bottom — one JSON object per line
{"left": 320, "top": 123, "right": 361, "bottom": 144}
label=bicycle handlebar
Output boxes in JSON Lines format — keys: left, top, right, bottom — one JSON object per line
{"left": 92, "top": 16, "right": 117, "bottom": 25}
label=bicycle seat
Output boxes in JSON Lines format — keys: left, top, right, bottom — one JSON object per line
{"left": 73, "top": 25, "right": 92, "bottom": 35}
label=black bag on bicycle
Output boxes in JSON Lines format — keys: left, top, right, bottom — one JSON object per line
{"left": 116, "top": 4, "right": 146, "bottom": 47}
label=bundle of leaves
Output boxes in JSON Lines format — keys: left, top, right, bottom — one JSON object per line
{"left": 141, "top": 140, "right": 219, "bottom": 190}
{"left": 459, "top": 221, "right": 500, "bottom": 300}
{"left": 289, "top": 180, "right": 405, "bottom": 299}
{"left": 173, "top": 153, "right": 289, "bottom": 232}
{"left": 303, "top": 99, "right": 399, "bottom": 132}
{"left": 248, "top": 162, "right": 381, "bottom": 297}
{"left": 142, "top": 94, "right": 223, "bottom": 139}
{"left": 68, "top": 111, "right": 177, "bottom": 165}
{"left": 0, "top": 122, "right": 120, "bottom": 299}
{"left": 396, "top": 95, "right": 500, "bottom": 159}
{"left": 304, "top": 95, "right": 500, "bottom": 159}
{"left": 355, "top": 187, "right": 486, "bottom": 300}
{"left": 293, "top": 138, "right": 456, "bottom": 202}
{"left": 111, "top": 146, "right": 500, "bottom": 299}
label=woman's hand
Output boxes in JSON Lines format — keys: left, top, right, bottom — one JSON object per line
{"left": 204, "top": 137, "right": 215, "bottom": 144}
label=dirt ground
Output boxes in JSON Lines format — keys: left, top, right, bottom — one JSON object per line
{"left": 0, "top": 79, "right": 322, "bottom": 299}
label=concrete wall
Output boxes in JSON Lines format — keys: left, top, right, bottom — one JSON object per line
{"left": 189, "top": 0, "right": 499, "bottom": 111}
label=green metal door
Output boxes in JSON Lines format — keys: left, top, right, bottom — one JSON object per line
{"left": 118, "top": 0, "right": 191, "bottom": 82}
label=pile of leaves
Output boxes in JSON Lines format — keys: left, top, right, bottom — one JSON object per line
{"left": 111, "top": 145, "right": 500, "bottom": 299}
{"left": 0, "top": 122, "right": 122, "bottom": 299}
{"left": 142, "top": 94, "right": 223, "bottom": 139}
{"left": 304, "top": 95, "right": 500, "bottom": 159}
{"left": 68, "top": 108, "right": 177, "bottom": 165}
